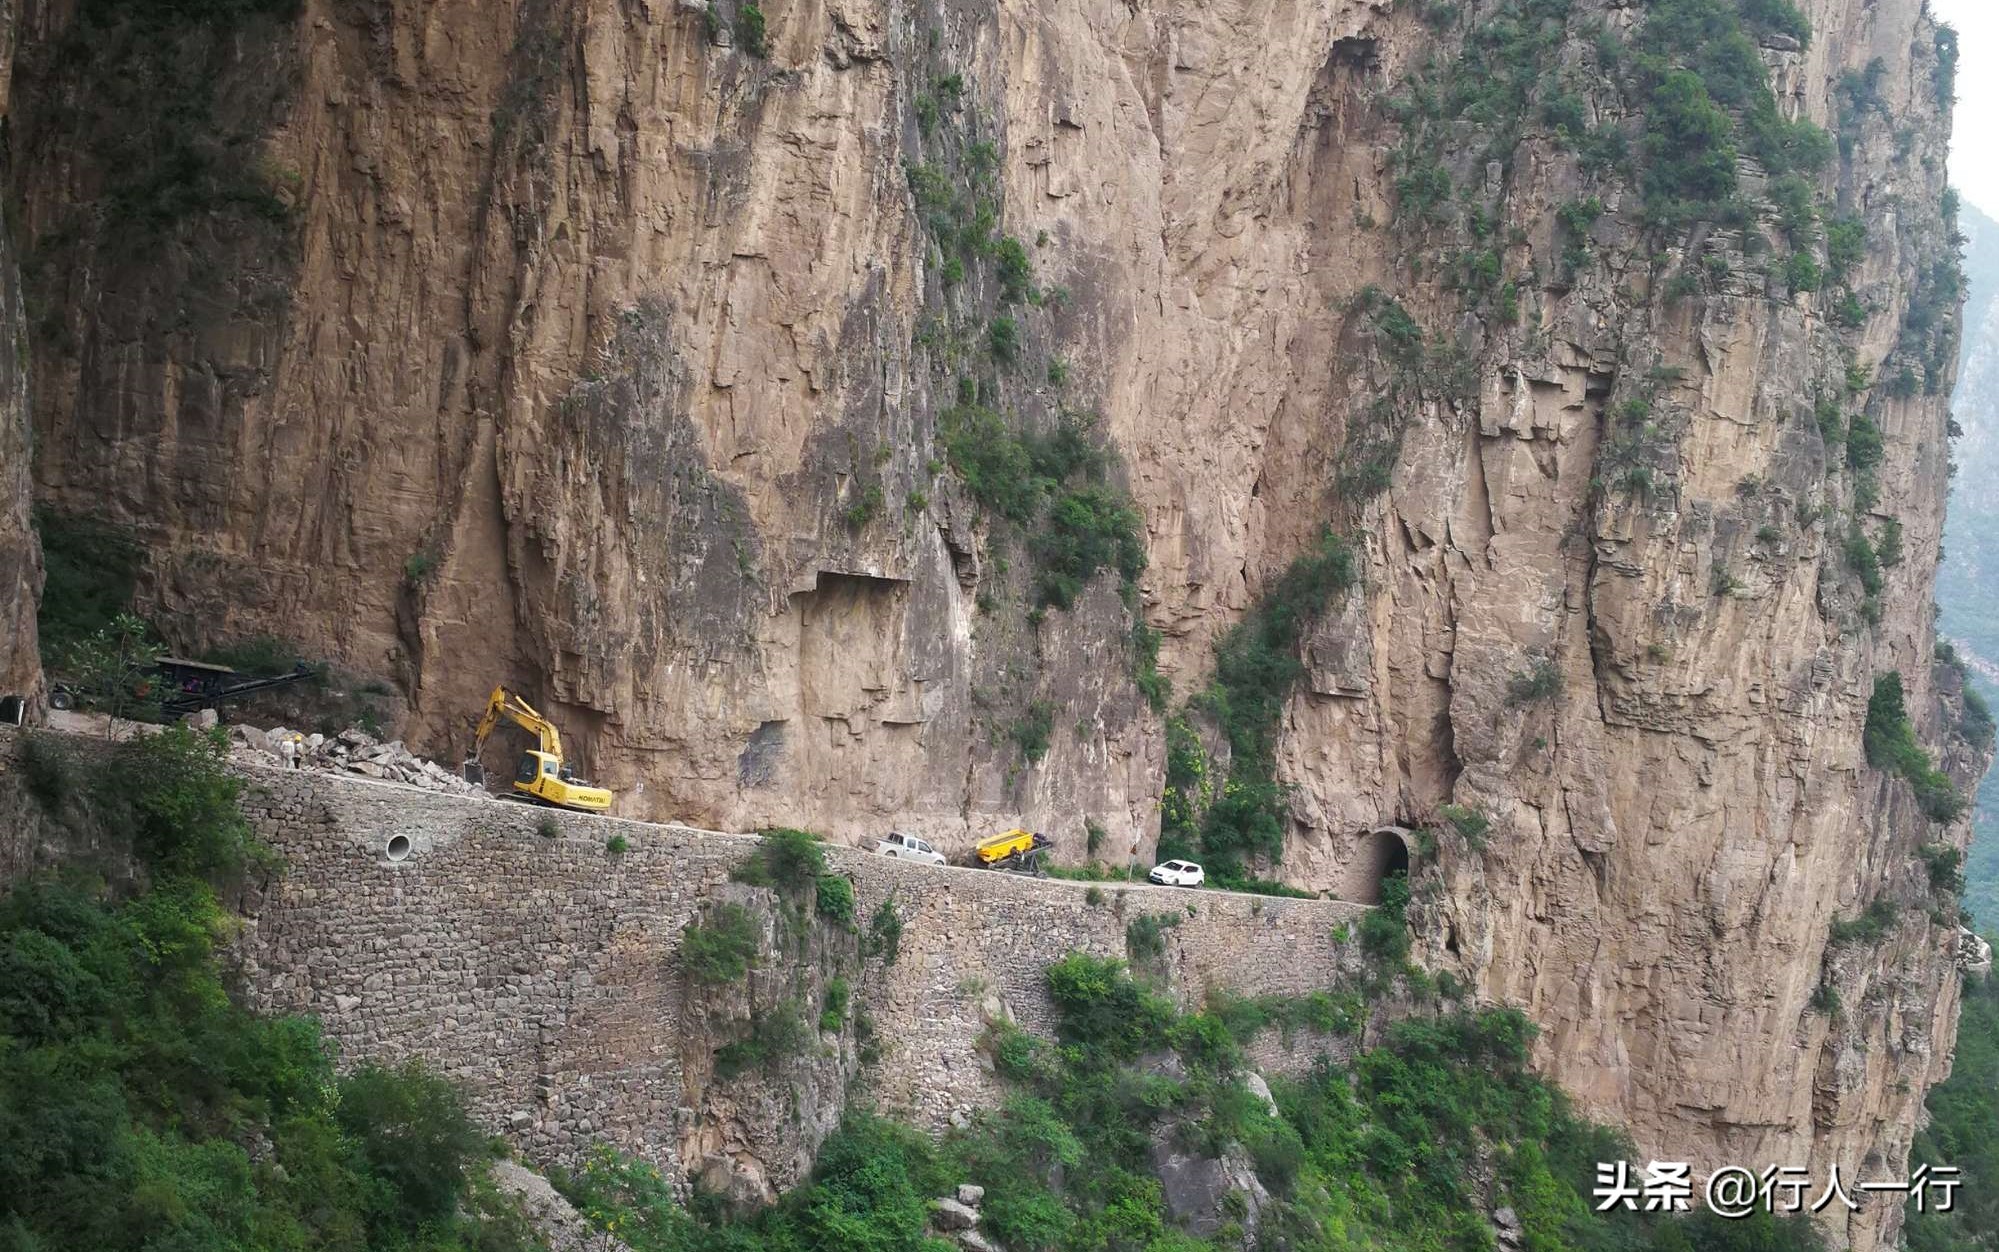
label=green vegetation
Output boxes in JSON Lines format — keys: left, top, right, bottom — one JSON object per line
{"left": 940, "top": 406, "right": 1145, "bottom": 609}
{"left": 558, "top": 947, "right": 1830, "bottom": 1252}
{"left": 1010, "top": 700, "right": 1055, "bottom": 764}
{"left": 607, "top": 834, "right": 630, "bottom": 855}
{"left": 1506, "top": 658, "right": 1564, "bottom": 705}
{"left": 537, "top": 815, "right": 561, "bottom": 838}
{"left": 1359, "top": 874, "right": 1413, "bottom": 963}
{"left": 1828, "top": 897, "right": 1899, "bottom": 946}
{"left": 735, "top": 2, "right": 768, "bottom": 56}
{"left": 0, "top": 733, "right": 535, "bottom": 1251}
{"left": 814, "top": 874, "right": 856, "bottom": 929}
{"left": 403, "top": 547, "right": 440, "bottom": 588}
{"left": 714, "top": 1001, "right": 812, "bottom": 1077}
{"left": 1124, "top": 911, "right": 1183, "bottom": 962}
{"left": 820, "top": 977, "right": 850, "bottom": 1033}
{"left": 682, "top": 904, "right": 760, "bottom": 984}
{"left": 1906, "top": 959, "right": 1999, "bottom": 1250}
{"left": 1157, "top": 532, "right": 1358, "bottom": 883}
{"left": 735, "top": 827, "right": 829, "bottom": 894}
{"left": 866, "top": 898, "right": 903, "bottom": 963}
{"left": 1865, "top": 673, "right": 1966, "bottom": 823}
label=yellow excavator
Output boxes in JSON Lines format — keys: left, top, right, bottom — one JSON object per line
{"left": 466, "top": 686, "right": 614, "bottom": 812}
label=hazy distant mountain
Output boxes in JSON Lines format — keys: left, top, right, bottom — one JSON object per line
{"left": 1942, "top": 200, "right": 1999, "bottom": 927}
{"left": 1942, "top": 202, "right": 1999, "bottom": 663}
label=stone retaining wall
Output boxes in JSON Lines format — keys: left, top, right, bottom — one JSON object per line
{"left": 1, "top": 730, "right": 1373, "bottom": 1186}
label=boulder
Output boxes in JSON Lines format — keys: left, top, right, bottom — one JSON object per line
{"left": 956, "top": 1184, "right": 985, "bottom": 1207}
{"left": 930, "top": 1199, "right": 979, "bottom": 1232}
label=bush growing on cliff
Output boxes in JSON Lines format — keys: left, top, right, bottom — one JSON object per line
{"left": 1865, "top": 673, "right": 1966, "bottom": 823}
{"left": 815, "top": 873, "right": 855, "bottom": 928}
{"left": 866, "top": 898, "right": 903, "bottom": 963}
{"left": 1183, "top": 531, "right": 1359, "bottom": 880}
{"left": 112, "top": 724, "right": 264, "bottom": 879}
{"left": 734, "top": 2, "right": 768, "bottom": 56}
{"left": 682, "top": 904, "right": 759, "bottom": 984}
{"left": 736, "top": 827, "right": 827, "bottom": 895}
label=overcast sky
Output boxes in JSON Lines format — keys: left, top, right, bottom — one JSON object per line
{"left": 1931, "top": 0, "right": 1998, "bottom": 216}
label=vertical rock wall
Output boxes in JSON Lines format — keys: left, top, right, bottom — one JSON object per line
{"left": 0, "top": 0, "right": 40, "bottom": 721}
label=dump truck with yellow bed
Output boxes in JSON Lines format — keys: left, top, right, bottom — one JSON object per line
{"left": 973, "top": 828, "right": 1052, "bottom": 870}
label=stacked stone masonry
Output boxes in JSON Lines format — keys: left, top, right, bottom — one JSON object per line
{"left": 222, "top": 760, "right": 1370, "bottom": 1185}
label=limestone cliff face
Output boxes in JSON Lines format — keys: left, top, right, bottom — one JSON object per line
{"left": 9, "top": 0, "right": 1987, "bottom": 1246}
{"left": 0, "top": 0, "right": 40, "bottom": 719}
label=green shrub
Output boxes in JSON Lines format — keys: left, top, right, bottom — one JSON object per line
{"left": 994, "top": 236, "right": 1032, "bottom": 303}
{"left": 1009, "top": 700, "right": 1054, "bottom": 763}
{"left": 1125, "top": 911, "right": 1181, "bottom": 962}
{"left": 820, "top": 977, "right": 850, "bottom": 1032}
{"left": 682, "top": 904, "right": 759, "bottom": 984}
{"left": 1032, "top": 486, "right": 1144, "bottom": 609}
{"left": 1960, "top": 685, "right": 1994, "bottom": 751}
{"left": 988, "top": 316, "right": 1020, "bottom": 362}
{"left": 403, "top": 546, "right": 439, "bottom": 587}
{"left": 815, "top": 873, "right": 855, "bottom": 928}
{"left": 1917, "top": 844, "right": 1963, "bottom": 896}
{"left": 1506, "top": 658, "right": 1564, "bottom": 705}
{"left": 537, "top": 815, "right": 561, "bottom": 838}
{"left": 1438, "top": 804, "right": 1490, "bottom": 849}
{"left": 1184, "top": 531, "right": 1358, "bottom": 876}
{"left": 1864, "top": 673, "right": 1964, "bottom": 823}
{"left": 19, "top": 732, "right": 75, "bottom": 810}
{"left": 113, "top": 725, "right": 262, "bottom": 878}
{"left": 338, "top": 1059, "right": 486, "bottom": 1228}
{"left": 1825, "top": 216, "right": 1867, "bottom": 284}
{"left": 1876, "top": 517, "right": 1905, "bottom": 567}
{"left": 1828, "top": 897, "right": 1899, "bottom": 946}
{"left": 737, "top": 827, "right": 828, "bottom": 894}
{"left": 1360, "top": 873, "right": 1412, "bottom": 962}
{"left": 716, "top": 1000, "right": 811, "bottom": 1076}
{"left": 867, "top": 898, "right": 903, "bottom": 963}
{"left": 606, "top": 834, "right": 629, "bottom": 855}
{"left": 1783, "top": 251, "right": 1823, "bottom": 294}
{"left": 1845, "top": 526, "right": 1884, "bottom": 597}
{"left": 1641, "top": 70, "right": 1738, "bottom": 223}
{"left": 735, "top": 2, "right": 768, "bottom": 55}
{"left": 0, "top": 875, "right": 524, "bottom": 1251}
{"left": 1043, "top": 953, "right": 1173, "bottom": 1060}
{"left": 1846, "top": 413, "right": 1885, "bottom": 471}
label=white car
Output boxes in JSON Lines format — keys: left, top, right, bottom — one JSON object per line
{"left": 874, "top": 831, "right": 947, "bottom": 865}
{"left": 1148, "top": 859, "right": 1204, "bottom": 888}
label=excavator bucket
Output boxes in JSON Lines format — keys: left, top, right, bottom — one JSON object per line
{"left": 463, "top": 760, "right": 485, "bottom": 785}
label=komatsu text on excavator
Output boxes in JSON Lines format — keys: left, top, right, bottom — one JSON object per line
{"left": 465, "top": 686, "right": 614, "bottom": 812}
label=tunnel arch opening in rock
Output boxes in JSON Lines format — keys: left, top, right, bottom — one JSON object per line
{"left": 1350, "top": 827, "right": 1411, "bottom": 905}
{"left": 0, "top": 696, "right": 21, "bottom": 726}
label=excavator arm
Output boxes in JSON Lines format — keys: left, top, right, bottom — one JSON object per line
{"left": 472, "top": 686, "right": 564, "bottom": 762}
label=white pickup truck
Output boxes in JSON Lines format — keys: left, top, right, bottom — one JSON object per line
{"left": 873, "top": 831, "right": 946, "bottom": 865}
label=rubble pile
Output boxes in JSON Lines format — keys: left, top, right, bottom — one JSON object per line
{"left": 227, "top": 723, "right": 487, "bottom": 798}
